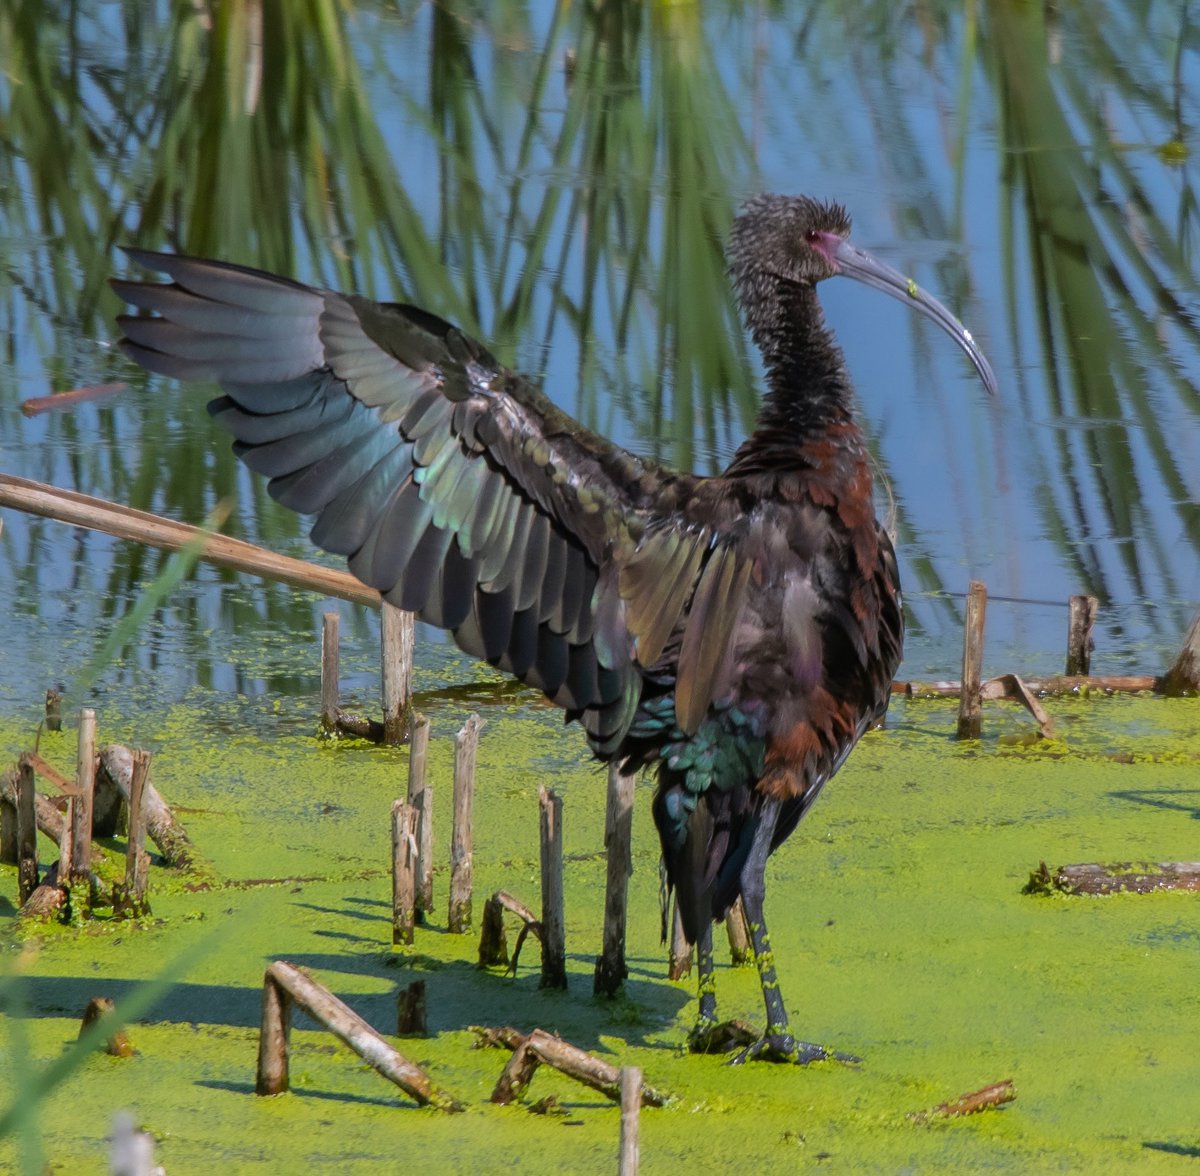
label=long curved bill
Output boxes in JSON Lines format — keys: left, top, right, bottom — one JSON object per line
{"left": 831, "top": 237, "right": 998, "bottom": 397}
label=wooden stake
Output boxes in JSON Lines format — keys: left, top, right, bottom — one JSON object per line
{"left": 115, "top": 749, "right": 152, "bottom": 916}
{"left": 79, "top": 996, "right": 134, "bottom": 1058}
{"left": 448, "top": 714, "right": 483, "bottom": 933}
{"left": 1065, "top": 594, "right": 1098, "bottom": 676}
{"left": 256, "top": 961, "right": 462, "bottom": 1110}
{"left": 724, "top": 897, "right": 753, "bottom": 966}
{"left": 391, "top": 801, "right": 418, "bottom": 946}
{"left": 956, "top": 580, "right": 988, "bottom": 739}
{"left": 381, "top": 603, "right": 415, "bottom": 745}
{"left": 99, "top": 745, "right": 199, "bottom": 871}
{"left": 619, "top": 1066, "right": 642, "bottom": 1176}
{"left": 1159, "top": 610, "right": 1200, "bottom": 695}
{"left": 594, "top": 764, "right": 635, "bottom": 996}
{"left": 17, "top": 756, "right": 38, "bottom": 905}
{"left": 406, "top": 714, "right": 432, "bottom": 917}
{"left": 396, "top": 979, "right": 427, "bottom": 1036}
{"left": 320, "top": 611, "right": 340, "bottom": 733}
{"left": 478, "top": 893, "right": 510, "bottom": 967}
{"left": 538, "top": 785, "right": 566, "bottom": 990}
{"left": 668, "top": 898, "right": 692, "bottom": 981}
{"left": 44, "top": 687, "right": 62, "bottom": 732}
{"left": 70, "top": 708, "right": 96, "bottom": 888}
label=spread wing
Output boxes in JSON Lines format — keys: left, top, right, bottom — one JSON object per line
{"left": 112, "top": 251, "right": 752, "bottom": 753}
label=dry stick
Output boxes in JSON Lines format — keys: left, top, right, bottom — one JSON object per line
{"left": 70, "top": 708, "right": 97, "bottom": 891}
{"left": 1, "top": 762, "right": 67, "bottom": 846}
{"left": 391, "top": 801, "right": 418, "bottom": 946}
{"left": 1025, "top": 860, "right": 1200, "bottom": 896}
{"left": 406, "top": 714, "right": 432, "bottom": 917}
{"left": 21, "top": 381, "right": 128, "bottom": 416}
{"left": 668, "top": 899, "right": 692, "bottom": 981}
{"left": 983, "top": 674, "right": 1054, "bottom": 738}
{"left": 0, "top": 474, "right": 381, "bottom": 608}
{"left": 910, "top": 1079, "right": 1016, "bottom": 1122}
{"left": 900, "top": 673, "right": 1158, "bottom": 698}
{"left": 396, "top": 980, "right": 427, "bottom": 1037}
{"left": 44, "top": 687, "right": 62, "bottom": 732}
{"left": 99, "top": 745, "right": 199, "bottom": 871}
{"left": 956, "top": 580, "right": 987, "bottom": 739}
{"left": 1066, "top": 594, "right": 1099, "bottom": 676}
{"left": 1159, "top": 609, "right": 1200, "bottom": 695}
{"left": 381, "top": 603, "right": 415, "bottom": 746}
{"left": 594, "top": 763, "right": 635, "bottom": 996}
{"left": 724, "top": 897, "right": 753, "bottom": 966}
{"left": 320, "top": 611, "right": 340, "bottom": 733}
{"left": 539, "top": 785, "right": 567, "bottom": 990}
{"left": 17, "top": 757, "right": 38, "bottom": 905}
{"left": 448, "top": 715, "right": 483, "bottom": 933}
{"left": 490, "top": 1028, "right": 668, "bottom": 1107}
{"left": 498, "top": 891, "right": 544, "bottom": 974}
{"left": 619, "top": 1066, "right": 642, "bottom": 1176}
{"left": 256, "top": 961, "right": 463, "bottom": 1111}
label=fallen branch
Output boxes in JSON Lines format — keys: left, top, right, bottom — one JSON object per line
{"left": 98, "top": 745, "right": 200, "bottom": 872}
{"left": 486, "top": 1027, "right": 669, "bottom": 1108}
{"left": 257, "top": 961, "right": 463, "bottom": 1111}
{"left": 898, "top": 674, "right": 1158, "bottom": 699}
{"left": 1025, "top": 861, "right": 1200, "bottom": 896}
{"left": 982, "top": 674, "right": 1054, "bottom": 737}
{"left": 21, "top": 382, "right": 128, "bottom": 416}
{"left": 910, "top": 1079, "right": 1015, "bottom": 1122}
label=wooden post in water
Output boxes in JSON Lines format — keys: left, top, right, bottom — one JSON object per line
{"left": 391, "top": 801, "right": 418, "bottom": 946}
{"left": 44, "top": 687, "right": 62, "bottom": 732}
{"left": 668, "top": 899, "right": 692, "bottom": 981}
{"left": 619, "top": 1066, "right": 642, "bottom": 1176}
{"left": 320, "top": 611, "right": 340, "bottom": 733}
{"left": 594, "top": 763, "right": 635, "bottom": 996}
{"left": 17, "top": 756, "right": 38, "bottom": 905}
{"left": 406, "top": 714, "right": 433, "bottom": 917}
{"left": 538, "top": 785, "right": 567, "bottom": 990}
{"left": 256, "top": 970, "right": 293, "bottom": 1096}
{"left": 1065, "top": 595, "right": 1098, "bottom": 676}
{"left": 396, "top": 979, "right": 427, "bottom": 1036}
{"left": 725, "top": 897, "right": 753, "bottom": 966}
{"left": 1159, "top": 610, "right": 1200, "bottom": 696}
{"left": 956, "top": 581, "right": 987, "bottom": 740}
{"left": 121, "top": 749, "right": 152, "bottom": 915}
{"left": 448, "top": 714, "right": 482, "bottom": 933}
{"left": 70, "top": 708, "right": 96, "bottom": 891}
{"left": 381, "top": 603, "right": 415, "bottom": 745}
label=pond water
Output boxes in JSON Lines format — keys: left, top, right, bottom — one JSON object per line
{"left": 1, "top": 1, "right": 1198, "bottom": 722}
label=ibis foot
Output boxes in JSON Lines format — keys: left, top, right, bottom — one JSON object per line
{"left": 687, "top": 1017, "right": 758, "bottom": 1055}
{"left": 727, "top": 1032, "right": 860, "bottom": 1066}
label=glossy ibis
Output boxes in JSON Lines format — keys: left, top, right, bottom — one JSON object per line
{"left": 113, "top": 195, "right": 996, "bottom": 1063}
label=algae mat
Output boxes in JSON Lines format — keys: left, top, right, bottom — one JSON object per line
{"left": 2, "top": 690, "right": 1198, "bottom": 1172}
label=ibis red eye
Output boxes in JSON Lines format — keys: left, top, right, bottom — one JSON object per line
{"left": 805, "top": 229, "right": 820, "bottom": 244}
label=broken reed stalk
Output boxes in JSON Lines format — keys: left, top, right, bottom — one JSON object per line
{"left": 594, "top": 763, "right": 636, "bottom": 996}
{"left": 956, "top": 580, "right": 987, "bottom": 739}
{"left": 448, "top": 714, "right": 483, "bottom": 933}
{"left": 406, "top": 714, "right": 432, "bottom": 917}
{"left": 0, "top": 474, "right": 380, "bottom": 609}
{"left": 320, "top": 611, "right": 340, "bottom": 733}
{"left": 668, "top": 899, "right": 692, "bottom": 981}
{"left": 1066, "top": 594, "right": 1098, "bottom": 676}
{"left": 538, "top": 785, "right": 567, "bottom": 990}
{"left": 489, "top": 1028, "right": 668, "bottom": 1108}
{"left": 17, "top": 756, "right": 38, "bottom": 904}
{"left": 1159, "top": 609, "right": 1200, "bottom": 695}
{"left": 619, "top": 1066, "right": 642, "bottom": 1176}
{"left": 381, "top": 603, "right": 415, "bottom": 745}
{"left": 256, "top": 961, "right": 463, "bottom": 1111}
{"left": 479, "top": 893, "right": 510, "bottom": 967}
{"left": 99, "top": 745, "right": 199, "bottom": 871}
{"left": 1025, "top": 860, "right": 1200, "bottom": 896}
{"left": 391, "top": 801, "right": 418, "bottom": 946}
{"left": 70, "top": 708, "right": 97, "bottom": 890}
{"left": 396, "top": 979, "right": 427, "bottom": 1036}
{"left": 115, "top": 749, "right": 152, "bottom": 916}
{"left": 724, "top": 897, "right": 753, "bottom": 966}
